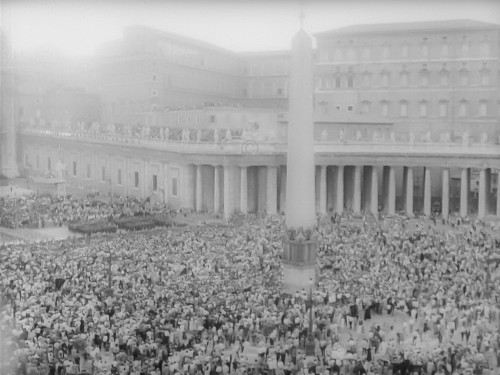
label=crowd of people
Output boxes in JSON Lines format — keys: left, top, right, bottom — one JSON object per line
{"left": 1, "top": 197, "right": 499, "bottom": 375}
{"left": 0, "top": 194, "right": 171, "bottom": 229}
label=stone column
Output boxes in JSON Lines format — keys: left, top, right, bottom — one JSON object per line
{"left": 335, "top": 166, "right": 344, "bottom": 214}
{"left": 279, "top": 166, "right": 287, "bottom": 213}
{"left": 405, "top": 167, "right": 414, "bottom": 217}
{"left": 240, "top": 166, "right": 248, "bottom": 214}
{"left": 478, "top": 168, "right": 491, "bottom": 219}
{"left": 424, "top": 167, "right": 432, "bottom": 216}
{"left": 214, "top": 166, "right": 221, "bottom": 213}
{"left": 319, "top": 165, "right": 327, "bottom": 215}
{"left": 442, "top": 168, "right": 450, "bottom": 220}
{"left": 223, "top": 166, "right": 234, "bottom": 220}
{"left": 353, "top": 165, "right": 362, "bottom": 213}
{"left": 266, "top": 166, "right": 278, "bottom": 215}
{"left": 497, "top": 170, "right": 500, "bottom": 217}
{"left": 460, "top": 168, "right": 470, "bottom": 217}
{"left": 144, "top": 160, "right": 150, "bottom": 198}
{"left": 497, "top": 169, "right": 500, "bottom": 217}
{"left": 196, "top": 165, "right": 203, "bottom": 212}
{"left": 387, "top": 166, "right": 396, "bottom": 215}
{"left": 370, "top": 167, "right": 378, "bottom": 216}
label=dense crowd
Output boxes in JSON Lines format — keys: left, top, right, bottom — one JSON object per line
{"left": 0, "top": 195, "right": 171, "bottom": 229}
{"left": 0, "top": 205, "right": 499, "bottom": 375}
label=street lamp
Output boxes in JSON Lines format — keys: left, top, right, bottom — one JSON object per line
{"left": 305, "top": 277, "right": 315, "bottom": 356}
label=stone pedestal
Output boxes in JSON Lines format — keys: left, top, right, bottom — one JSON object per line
{"left": 56, "top": 181, "right": 67, "bottom": 197}
{"left": 305, "top": 335, "right": 316, "bottom": 356}
{"left": 282, "top": 235, "right": 317, "bottom": 294}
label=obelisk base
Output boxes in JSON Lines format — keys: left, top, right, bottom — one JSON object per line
{"left": 282, "top": 237, "right": 317, "bottom": 294}
{"left": 56, "top": 181, "right": 67, "bottom": 197}
{"left": 305, "top": 335, "right": 316, "bottom": 356}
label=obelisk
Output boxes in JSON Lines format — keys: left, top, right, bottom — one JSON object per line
{"left": 0, "top": 4, "right": 20, "bottom": 179}
{"left": 282, "top": 27, "right": 317, "bottom": 294}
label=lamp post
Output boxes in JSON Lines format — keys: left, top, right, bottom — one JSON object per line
{"left": 305, "top": 277, "right": 315, "bottom": 356}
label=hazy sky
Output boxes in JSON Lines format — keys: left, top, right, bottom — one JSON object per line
{"left": 4, "top": 0, "right": 500, "bottom": 57}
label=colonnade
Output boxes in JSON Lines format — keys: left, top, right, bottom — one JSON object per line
{"left": 192, "top": 164, "right": 500, "bottom": 219}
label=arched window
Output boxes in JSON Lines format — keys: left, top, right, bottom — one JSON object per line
{"left": 399, "top": 100, "right": 408, "bottom": 117}
{"left": 361, "top": 46, "right": 371, "bottom": 60}
{"left": 347, "top": 42, "right": 355, "bottom": 60}
{"left": 441, "top": 36, "right": 450, "bottom": 57}
{"left": 421, "top": 37, "right": 429, "bottom": 58}
{"left": 419, "top": 100, "right": 429, "bottom": 117}
{"left": 362, "top": 71, "right": 371, "bottom": 87}
{"left": 459, "top": 66, "right": 469, "bottom": 86}
{"left": 380, "top": 100, "right": 390, "bottom": 117}
{"left": 480, "top": 64, "right": 490, "bottom": 86}
{"left": 439, "top": 67, "right": 450, "bottom": 86}
{"left": 334, "top": 47, "right": 342, "bottom": 60}
{"left": 460, "top": 36, "right": 469, "bottom": 57}
{"left": 480, "top": 36, "right": 490, "bottom": 56}
{"left": 381, "top": 44, "right": 390, "bottom": 59}
{"left": 347, "top": 66, "right": 354, "bottom": 88}
{"left": 400, "top": 70, "right": 409, "bottom": 87}
{"left": 380, "top": 70, "right": 390, "bottom": 87}
{"left": 439, "top": 100, "right": 449, "bottom": 117}
{"left": 335, "top": 74, "right": 341, "bottom": 88}
{"left": 361, "top": 101, "right": 371, "bottom": 113}
{"left": 420, "top": 66, "right": 430, "bottom": 87}
{"left": 458, "top": 99, "right": 468, "bottom": 117}
{"left": 478, "top": 99, "right": 488, "bottom": 117}
{"left": 401, "top": 43, "right": 409, "bottom": 58}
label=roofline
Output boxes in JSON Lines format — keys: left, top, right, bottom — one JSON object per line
{"left": 124, "top": 25, "right": 238, "bottom": 56}
{"left": 238, "top": 50, "right": 290, "bottom": 57}
{"left": 314, "top": 19, "right": 500, "bottom": 38}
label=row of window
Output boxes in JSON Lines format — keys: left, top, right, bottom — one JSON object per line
{"left": 358, "top": 99, "right": 493, "bottom": 118}
{"left": 318, "top": 36, "right": 492, "bottom": 62}
{"left": 317, "top": 65, "right": 492, "bottom": 89}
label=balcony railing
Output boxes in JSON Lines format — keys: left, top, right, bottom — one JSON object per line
{"left": 21, "top": 127, "right": 500, "bottom": 157}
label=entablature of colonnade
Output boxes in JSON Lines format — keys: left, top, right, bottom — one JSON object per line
{"left": 315, "top": 154, "right": 500, "bottom": 170}
{"left": 21, "top": 132, "right": 500, "bottom": 170}
{"left": 20, "top": 133, "right": 286, "bottom": 167}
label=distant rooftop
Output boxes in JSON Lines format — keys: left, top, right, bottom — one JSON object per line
{"left": 315, "top": 19, "right": 500, "bottom": 37}
{"left": 123, "top": 25, "right": 238, "bottom": 55}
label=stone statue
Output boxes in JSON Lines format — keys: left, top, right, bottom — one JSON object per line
{"left": 462, "top": 131, "right": 469, "bottom": 146}
{"left": 355, "top": 129, "right": 362, "bottom": 142}
{"left": 480, "top": 132, "right": 488, "bottom": 144}
{"left": 320, "top": 129, "right": 328, "bottom": 141}
{"left": 390, "top": 131, "right": 396, "bottom": 143}
{"left": 439, "top": 131, "right": 451, "bottom": 143}
{"left": 409, "top": 131, "right": 415, "bottom": 144}
{"left": 421, "top": 131, "right": 431, "bottom": 143}
{"left": 196, "top": 129, "right": 202, "bottom": 143}
{"left": 56, "top": 160, "right": 66, "bottom": 180}
{"left": 159, "top": 128, "right": 164, "bottom": 140}
{"left": 164, "top": 127, "right": 170, "bottom": 140}
{"left": 214, "top": 129, "right": 219, "bottom": 143}
{"left": 339, "top": 127, "right": 345, "bottom": 142}
{"left": 182, "top": 128, "right": 190, "bottom": 142}
{"left": 225, "top": 129, "right": 232, "bottom": 141}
